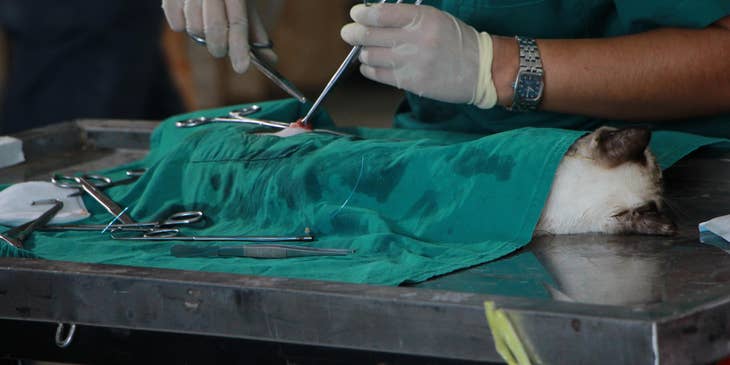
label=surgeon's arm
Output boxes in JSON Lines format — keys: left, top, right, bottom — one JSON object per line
{"left": 491, "top": 16, "right": 730, "bottom": 121}
{"left": 342, "top": 4, "right": 730, "bottom": 122}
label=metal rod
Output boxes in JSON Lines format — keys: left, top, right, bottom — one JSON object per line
{"left": 111, "top": 233, "right": 315, "bottom": 242}
{"left": 170, "top": 244, "right": 354, "bottom": 258}
{"left": 250, "top": 50, "right": 307, "bottom": 104}
{"left": 189, "top": 34, "right": 306, "bottom": 104}
{"left": 299, "top": 0, "right": 421, "bottom": 126}
{"left": 299, "top": 45, "right": 364, "bottom": 126}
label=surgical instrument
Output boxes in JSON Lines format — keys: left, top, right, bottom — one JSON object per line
{"left": 175, "top": 105, "right": 290, "bottom": 129}
{"left": 298, "top": 0, "right": 423, "bottom": 127}
{"left": 111, "top": 228, "right": 314, "bottom": 243}
{"left": 52, "top": 168, "right": 147, "bottom": 190}
{"left": 176, "top": 107, "right": 358, "bottom": 137}
{"left": 171, "top": 244, "right": 354, "bottom": 258}
{"left": 0, "top": 199, "right": 63, "bottom": 249}
{"left": 43, "top": 211, "right": 204, "bottom": 232}
{"left": 189, "top": 35, "right": 307, "bottom": 104}
{"left": 74, "top": 176, "right": 135, "bottom": 225}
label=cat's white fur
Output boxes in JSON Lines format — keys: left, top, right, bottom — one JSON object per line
{"left": 537, "top": 150, "right": 661, "bottom": 234}
{"left": 536, "top": 127, "right": 666, "bottom": 235}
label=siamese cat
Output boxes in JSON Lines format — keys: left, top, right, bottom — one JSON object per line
{"left": 536, "top": 126, "right": 677, "bottom": 236}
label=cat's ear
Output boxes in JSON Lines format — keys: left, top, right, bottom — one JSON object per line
{"left": 595, "top": 127, "right": 651, "bottom": 167}
{"left": 614, "top": 201, "right": 677, "bottom": 236}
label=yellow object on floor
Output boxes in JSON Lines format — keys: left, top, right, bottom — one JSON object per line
{"left": 484, "top": 301, "right": 532, "bottom": 365}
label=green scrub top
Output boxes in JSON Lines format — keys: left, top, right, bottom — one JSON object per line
{"left": 395, "top": 0, "right": 730, "bottom": 138}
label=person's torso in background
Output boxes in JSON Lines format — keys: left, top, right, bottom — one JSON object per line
{"left": 0, "top": 0, "right": 182, "bottom": 134}
{"left": 395, "top": 0, "right": 730, "bottom": 138}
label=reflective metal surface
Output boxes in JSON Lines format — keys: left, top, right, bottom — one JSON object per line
{"left": 1, "top": 121, "right": 730, "bottom": 364}
{"left": 533, "top": 235, "right": 730, "bottom": 307}
{"left": 416, "top": 149, "right": 730, "bottom": 310}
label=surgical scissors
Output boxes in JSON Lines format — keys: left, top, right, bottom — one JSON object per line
{"left": 1, "top": 199, "right": 63, "bottom": 249}
{"left": 43, "top": 211, "right": 204, "bottom": 232}
{"left": 111, "top": 228, "right": 315, "bottom": 243}
{"left": 189, "top": 35, "right": 307, "bottom": 104}
{"left": 52, "top": 168, "right": 147, "bottom": 190}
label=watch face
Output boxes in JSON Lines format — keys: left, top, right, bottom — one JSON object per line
{"left": 517, "top": 73, "right": 544, "bottom": 101}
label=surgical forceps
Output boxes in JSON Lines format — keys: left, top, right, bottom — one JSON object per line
{"left": 170, "top": 244, "right": 354, "bottom": 258}
{"left": 299, "top": 0, "right": 424, "bottom": 127}
{"left": 176, "top": 105, "right": 357, "bottom": 137}
{"left": 53, "top": 169, "right": 147, "bottom": 198}
{"left": 43, "top": 211, "right": 204, "bottom": 232}
{"left": 189, "top": 35, "right": 307, "bottom": 104}
{"left": 0, "top": 199, "right": 63, "bottom": 249}
{"left": 175, "top": 105, "right": 288, "bottom": 129}
{"left": 110, "top": 228, "right": 315, "bottom": 243}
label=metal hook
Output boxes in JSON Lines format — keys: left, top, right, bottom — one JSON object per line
{"left": 55, "top": 322, "right": 76, "bottom": 348}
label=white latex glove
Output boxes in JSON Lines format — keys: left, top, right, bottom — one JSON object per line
{"left": 162, "top": 0, "right": 277, "bottom": 73}
{"left": 341, "top": 4, "right": 498, "bottom": 109}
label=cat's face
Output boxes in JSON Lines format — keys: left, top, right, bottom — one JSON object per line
{"left": 536, "top": 127, "right": 677, "bottom": 236}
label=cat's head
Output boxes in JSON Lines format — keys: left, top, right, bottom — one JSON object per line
{"left": 537, "top": 126, "right": 677, "bottom": 236}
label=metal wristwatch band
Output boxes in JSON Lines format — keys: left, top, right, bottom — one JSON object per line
{"left": 508, "top": 36, "right": 544, "bottom": 112}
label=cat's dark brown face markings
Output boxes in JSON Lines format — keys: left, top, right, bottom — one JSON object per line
{"left": 537, "top": 126, "right": 677, "bottom": 236}
{"left": 567, "top": 127, "right": 653, "bottom": 167}
{"left": 612, "top": 201, "right": 677, "bottom": 236}
{"left": 594, "top": 127, "right": 651, "bottom": 168}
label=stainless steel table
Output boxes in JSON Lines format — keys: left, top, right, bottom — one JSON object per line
{"left": 1, "top": 120, "right": 729, "bottom": 365}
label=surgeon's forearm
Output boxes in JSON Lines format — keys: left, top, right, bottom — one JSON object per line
{"left": 491, "top": 25, "right": 730, "bottom": 121}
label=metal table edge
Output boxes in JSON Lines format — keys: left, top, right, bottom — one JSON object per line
{"left": 2, "top": 258, "right": 722, "bottom": 363}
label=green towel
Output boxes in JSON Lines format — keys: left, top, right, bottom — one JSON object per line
{"left": 1, "top": 99, "right": 725, "bottom": 286}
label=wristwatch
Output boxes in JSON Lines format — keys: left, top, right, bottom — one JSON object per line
{"left": 508, "top": 36, "right": 544, "bottom": 112}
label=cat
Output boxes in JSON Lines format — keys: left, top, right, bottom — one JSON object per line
{"left": 536, "top": 126, "right": 677, "bottom": 236}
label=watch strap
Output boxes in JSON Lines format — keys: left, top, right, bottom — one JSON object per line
{"left": 508, "top": 36, "right": 544, "bottom": 112}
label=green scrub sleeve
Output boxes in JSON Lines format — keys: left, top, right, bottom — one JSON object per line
{"left": 611, "top": 0, "right": 730, "bottom": 33}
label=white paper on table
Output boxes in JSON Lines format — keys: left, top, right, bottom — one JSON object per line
{"left": 0, "top": 182, "right": 90, "bottom": 226}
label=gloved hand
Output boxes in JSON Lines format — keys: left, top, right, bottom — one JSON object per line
{"left": 341, "top": 4, "right": 498, "bottom": 109}
{"left": 161, "top": 0, "right": 276, "bottom": 73}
